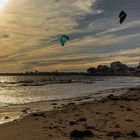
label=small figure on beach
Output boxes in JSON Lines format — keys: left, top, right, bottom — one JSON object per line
{"left": 60, "top": 35, "right": 69, "bottom": 46}
{"left": 119, "top": 11, "right": 127, "bottom": 24}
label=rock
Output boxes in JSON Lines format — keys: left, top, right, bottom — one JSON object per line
{"left": 120, "top": 105, "right": 124, "bottom": 108}
{"left": 68, "top": 102, "right": 75, "bottom": 106}
{"left": 51, "top": 103, "right": 57, "bottom": 105}
{"left": 126, "top": 119, "right": 133, "bottom": 122}
{"left": 127, "top": 131, "right": 139, "bottom": 138}
{"left": 129, "top": 88, "right": 139, "bottom": 91}
{"left": 53, "top": 126, "right": 59, "bottom": 129}
{"left": 31, "top": 112, "right": 46, "bottom": 118}
{"left": 69, "top": 121, "right": 77, "bottom": 126}
{"left": 107, "top": 131, "right": 122, "bottom": 138}
{"left": 70, "top": 130, "right": 94, "bottom": 139}
{"left": 77, "top": 117, "right": 87, "bottom": 122}
{"left": 126, "top": 107, "right": 133, "bottom": 111}
{"left": 21, "top": 109, "right": 28, "bottom": 114}
{"left": 108, "top": 112, "right": 114, "bottom": 114}
{"left": 107, "top": 94, "right": 118, "bottom": 101}
{"left": 95, "top": 112, "right": 101, "bottom": 114}
{"left": 5, "top": 116, "right": 10, "bottom": 119}
{"left": 115, "top": 124, "right": 120, "bottom": 128}
{"left": 85, "top": 125, "right": 94, "bottom": 130}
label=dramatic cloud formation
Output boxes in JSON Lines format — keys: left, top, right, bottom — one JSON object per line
{"left": 0, "top": 0, "right": 139, "bottom": 72}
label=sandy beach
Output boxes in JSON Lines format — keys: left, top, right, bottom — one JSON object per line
{"left": 0, "top": 87, "right": 140, "bottom": 140}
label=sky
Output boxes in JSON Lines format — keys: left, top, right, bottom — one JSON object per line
{"left": 0, "top": 0, "right": 140, "bottom": 72}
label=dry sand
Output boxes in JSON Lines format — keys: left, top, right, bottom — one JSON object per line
{"left": 0, "top": 87, "right": 140, "bottom": 140}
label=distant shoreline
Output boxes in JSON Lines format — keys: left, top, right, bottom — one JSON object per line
{"left": 0, "top": 73, "right": 139, "bottom": 76}
{"left": 0, "top": 61, "right": 140, "bottom": 76}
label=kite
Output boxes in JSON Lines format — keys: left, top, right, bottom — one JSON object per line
{"left": 119, "top": 11, "right": 127, "bottom": 24}
{"left": 60, "top": 35, "right": 69, "bottom": 46}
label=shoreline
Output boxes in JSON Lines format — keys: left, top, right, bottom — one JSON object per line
{"left": 0, "top": 87, "right": 140, "bottom": 139}
{"left": 0, "top": 87, "right": 129, "bottom": 125}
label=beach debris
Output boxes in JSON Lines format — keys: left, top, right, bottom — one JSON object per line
{"left": 85, "top": 124, "right": 94, "bottom": 130}
{"left": 51, "top": 103, "right": 57, "bottom": 106}
{"left": 126, "top": 119, "right": 133, "bottom": 122}
{"left": 77, "top": 117, "right": 87, "bottom": 122}
{"left": 119, "top": 11, "right": 127, "bottom": 24}
{"left": 53, "top": 126, "right": 59, "bottom": 129}
{"left": 5, "top": 116, "right": 10, "bottom": 119}
{"left": 95, "top": 112, "right": 101, "bottom": 114}
{"left": 21, "top": 109, "right": 28, "bottom": 114}
{"left": 21, "top": 108, "right": 30, "bottom": 114}
{"left": 127, "top": 131, "right": 139, "bottom": 138}
{"left": 107, "top": 131, "right": 123, "bottom": 138}
{"left": 129, "top": 87, "right": 140, "bottom": 91}
{"left": 68, "top": 102, "right": 75, "bottom": 106}
{"left": 120, "top": 105, "right": 124, "bottom": 108}
{"left": 70, "top": 130, "right": 94, "bottom": 139}
{"left": 107, "top": 94, "right": 119, "bottom": 101}
{"left": 126, "top": 107, "right": 133, "bottom": 111}
{"left": 31, "top": 112, "right": 46, "bottom": 118}
{"left": 60, "top": 35, "right": 69, "bottom": 46}
{"left": 107, "top": 94, "right": 115, "bottom": 99}
{"left": 69, "top": 121, "right": 78, "bottom": 126}
{"left": 108, "top": 111, "right": 114, "bottom": 114}
{"left": 114, "top": 124, "right": 120, "bottom": 128}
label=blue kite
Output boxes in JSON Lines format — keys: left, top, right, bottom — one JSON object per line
{"left": 60, "top": 35, "right": 69, "bottom": 46}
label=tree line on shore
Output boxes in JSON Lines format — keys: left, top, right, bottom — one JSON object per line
{"left": 0, "top": 61, "right": 140, "bottom": 76}
{"left": 87, "top": 61, "right": 140, "bottom": 76}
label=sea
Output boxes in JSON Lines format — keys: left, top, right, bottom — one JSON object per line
{"left": 0, "top": 76, "right": 140, "bottom": 124}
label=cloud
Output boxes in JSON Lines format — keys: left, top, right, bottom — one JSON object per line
{"left": 0, "top": 32, "right": 9, "bottom": 39}
{"left": 17, "top": 47, "right": 140, "bottom": 72}
{"left": 0, "top": 0, "right": 139, "bottom": 72}
{"left": 96, "top": 20, "right": 140, "bottom": 36}
{"left": 0, "top": 0, "right": 99, "bottom": 53}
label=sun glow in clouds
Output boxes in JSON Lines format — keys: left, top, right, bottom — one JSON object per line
{"left": 0, "top": 0, "right": 8, "bottom": 12}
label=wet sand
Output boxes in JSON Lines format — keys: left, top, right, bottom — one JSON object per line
{"left": 0, "top": 87, "right": 140, "bottom": 140}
